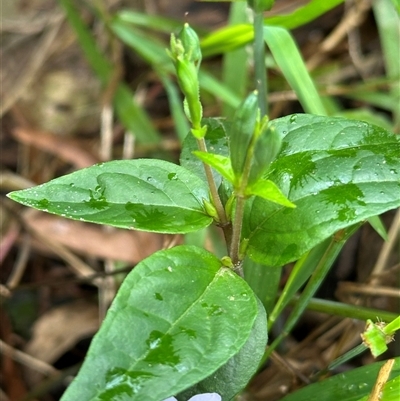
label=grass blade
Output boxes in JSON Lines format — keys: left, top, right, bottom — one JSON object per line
{"left": 264, "top": 25, "right": 327, "bottom": 115}
{"left": 222, "top": 1, "right": 249, "bottom": 117}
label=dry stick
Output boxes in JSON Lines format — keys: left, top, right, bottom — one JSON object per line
{"left": 270, "top": 351, "right": 310, "bottom": 385}
{"left": 367, "top": 359, "right": 395, "bottom": 401}
{"left": 338, "top": 282, "right": 400, "bottom": 298}
{"left": 0, "top": 340, "right": 59, "bottom": 377}
{"left": 371, "top": 208, "right": 400, "bottom": 278}
{"left": 307, "top": 0, "right": 371, "bottom": 70}
{"left": 0, "top": 13, "right": 63, "bottom": 116}
{"left": 6, "top": 234, "right": 30, "bottom": 290}
{"left": 21, "top": 213, "right": 101, "bottom": 287}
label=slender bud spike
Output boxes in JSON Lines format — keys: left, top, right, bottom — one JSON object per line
{"left": 178, "top": 23, "right": 202, "bottom": 65}
{"left": 230, "top": 91, "right": 259, "bottom": 177}
{"left": 247, "top": 0, "right": 275, "bottom": 13}
{"left": 203, "top": 198, "right": 220, "bottom": 222}
{"left": 248, "top": 124, "right": 282, "bottom": 184}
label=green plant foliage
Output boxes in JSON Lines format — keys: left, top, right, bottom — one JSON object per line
{"left": 180, "top": 118, "right": 230, "bottom": 186}
{"left": 8, "top": 160, "right": 213, "bottom": 234}
{"left": 264, "top": 26, "right": 326, "bottom": 115}
{"left": 279, "top": 357, "right": 400, "bottom": 401}
{"left": 177, "top": 298, "right": 267, "bottom": 401}
{"left": 60, "top": 246, "right": 259, "bottom": 401}
{"left": 243, "top": 114, "right": 400, "bottom": 266}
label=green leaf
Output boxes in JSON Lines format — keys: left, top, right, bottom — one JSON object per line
{"left": 264, "top": 26, "right": 327, "bottom": 115}
{"left": 265, "top": 0, "right": 344, "bottom": 30}
{"left": 193, "top": 151, "right": 235, "bottom": 184}
{"left": 177, "top": 298, "right": 267, "bottom": 401}
{"left": 245, "top": 179, "right": 295, "bottom": 207}
{"left": 243, "top": 258, "right": 281, "bottom": 314}
{"left": 280, "top": 357, "right": 400, "bottom": 401}
{"left": 59, "top": 245, "right": 258, "bottom": 401}
{"left": 243, "top": 114, "right": 400, "bottom": 266}
{"left": 8, "top": 160, "right": 213, "bottom": 234}
{"left": 180, "top": 118, "right": 230, "bottom": 185}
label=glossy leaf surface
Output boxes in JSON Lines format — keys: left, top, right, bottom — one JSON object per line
{"left": 177, "top": 298, "right": 267, "bottom": 401}
{"left": 242, "top": 114, "right": 400, "bottom": 266}
{"left": 280, "top": 357, "right": 400, "bottom": 401}
{"left": 60, "top": 245, "right": 258, "bottom": 401}
{"left": 8, "top": 160, "right": 213, "bottom": 234}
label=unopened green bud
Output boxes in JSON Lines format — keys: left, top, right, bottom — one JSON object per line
{"left": 203, "top": 198, "right": 220, "bottom": 222}
{"left": 177, "top": 61, "right": 202, "bottom": 128}
{"left": 239, "top": 238, "right": 249, "bottom": 260}
{"left": 230, "top": 91, "right": 259, "bottom": 177}
{"left": 248, "top": 123, "right": 281, "bottom": 184}
{"left": 248, "top": 0, "right": 275, "bottom": 13}
{"left": 224, "top": 194, "right": 235, "bottom": 220}
{"left": 178, "top": 23, "right": 202, "bottom": 66}
{"left": 221, "top": 256, "right": 234, "bottom": 268}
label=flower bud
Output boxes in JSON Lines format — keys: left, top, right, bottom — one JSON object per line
{"left": 203, "top": 198, "right": 220, "bottom": 222}
{"left": 248, "top": 123, "right": 281, "bottom": 184}
{"left": 176, "top": 60, "right": 203, "bottom": 129}
{"left": 178, "top": 23, "right": 202, "bottom": 65}
{"left": 247, "top": 0, "right": 275, "bottom": 13}
{"left": 230, "top": 91, "right": 259, "bottom": 177}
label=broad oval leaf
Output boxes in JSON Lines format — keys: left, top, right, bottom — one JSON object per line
{"left": 177, "top": 298, "right": 267, "bottom": 401}
{"left": 60, "top": 245, "right": 258, "bottom": 401}
{"left": 243, "top": 114, "right": 400, "bottom": 266}
{"left": 8, "top": 159, "right": 213, "bottom": 234}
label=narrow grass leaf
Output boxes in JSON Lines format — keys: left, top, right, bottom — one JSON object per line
{"left": 264, "top": 26, "right": 327, "bottom": 115}
{"left": 279, "top": 357, "right": 400, "bottom": 401}
{"left": 222, "top": 1, "right": 250, "bottom": 117}
{"left": 265, "top": 0, "right": 344, "bottom": 29}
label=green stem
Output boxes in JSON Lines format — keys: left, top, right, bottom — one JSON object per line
{"left": 229, "top": 195, "right": 245, "bottom": 268}
{"left": 229, "top": 127, "right": 259, "bottom": 267}
{"left": 253, "top": 11, "right": 268, "bottom": 116}
{"left": 196, "top": 138, "right": 228, "bottom": 227}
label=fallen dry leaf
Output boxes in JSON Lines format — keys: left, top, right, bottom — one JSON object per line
{"left": 23, "top": 209, "right": 164, "bottom": 264}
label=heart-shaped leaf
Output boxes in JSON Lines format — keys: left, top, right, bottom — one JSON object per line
{"left": 243, "top": 114, "right": 400, "bottom": 266}
{"left": 8, "top": 159, "right": 213, "bottom": 234}
{"left": 60, "top": 245, "right": 258, "bottom": 401}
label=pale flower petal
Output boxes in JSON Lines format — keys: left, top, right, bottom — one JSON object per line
{"left": 189, "top": 393, "right": 222, "bottom": 401}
